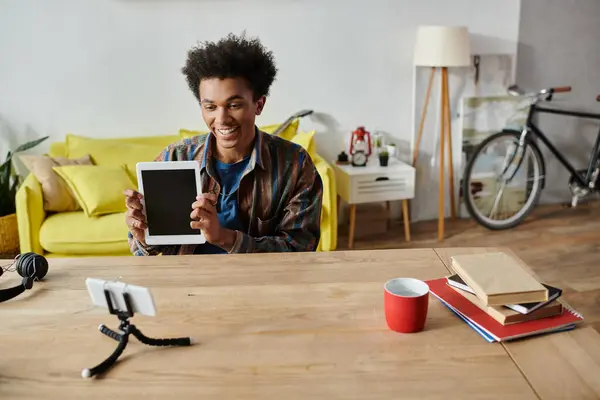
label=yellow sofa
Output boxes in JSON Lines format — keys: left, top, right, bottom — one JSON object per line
{"left": 15, "top": 122, "right": 337, "bottom": 257}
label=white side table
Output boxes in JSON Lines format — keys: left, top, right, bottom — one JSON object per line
{"left": 333, "top": 158, "right": 415, "bottom": 249}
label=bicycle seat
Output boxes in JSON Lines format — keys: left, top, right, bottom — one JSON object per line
{"left": 597, "top": 95, "right": 600, "bottom": 102}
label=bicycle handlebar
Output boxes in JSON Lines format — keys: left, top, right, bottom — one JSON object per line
{"left": 507, "top": 84, "right": 572, "bottom": 102}
{"left": 550, "top": 86, "right": 571, "bottom": 93}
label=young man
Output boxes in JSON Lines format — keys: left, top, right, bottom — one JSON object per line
{"left": 124, "top": 33, "right": 323, "bottom": 255}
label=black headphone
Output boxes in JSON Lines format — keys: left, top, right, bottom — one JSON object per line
{"left": 0, "top": 252, "right": 48, "bottom": 303}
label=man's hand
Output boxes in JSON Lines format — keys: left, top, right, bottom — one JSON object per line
{"left": 124, "top": 189, "right": 147, "bottom": 245}
{"left": 190, "top": 193, "right": 236, "bottom": 250}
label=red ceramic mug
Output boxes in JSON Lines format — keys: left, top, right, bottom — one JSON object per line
{"left": 384, "top": 278, "right": 430, "bottom": 333}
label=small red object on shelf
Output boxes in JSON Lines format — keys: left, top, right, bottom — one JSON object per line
{"left": 349, "top": 126, "right": 372, "bottom": 156}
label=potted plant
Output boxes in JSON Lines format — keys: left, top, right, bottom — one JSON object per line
{"left": 378, "top": 150, "right": 389, "bottom": 167}
{"left": 386, "top": 142, "right": 396, "bottom": 158}
{"left": 0, "top": 136, "right": 49, "bottom": 254}
{"left": 373, "top": 132, "right": 384, "bottom": 152}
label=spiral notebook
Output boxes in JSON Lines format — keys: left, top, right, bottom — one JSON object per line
{"left": 426, "top": 278, "right": 583, "bottom": 342}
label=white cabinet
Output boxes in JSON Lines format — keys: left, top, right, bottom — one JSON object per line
{"left": 333, "top": 159, "right": 415, "bottom": 248}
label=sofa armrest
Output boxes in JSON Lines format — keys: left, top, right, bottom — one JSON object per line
{"left": 15, "top": 173, "right": 46, "bottom": 254}
{"left": 313, "top": 154, "right": 337, "bottom": 251}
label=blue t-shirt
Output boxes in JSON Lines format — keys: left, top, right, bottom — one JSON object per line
{"left": 194, "top": 156, "right": 250, "bottom": 254}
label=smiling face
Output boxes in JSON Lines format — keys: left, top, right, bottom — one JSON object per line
{"left": 199, "top": 77, "right": 266, "bottom": 160}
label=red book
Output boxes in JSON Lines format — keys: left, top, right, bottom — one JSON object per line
{"left": 426, "top": 278, "right": 584, "bottom": 342}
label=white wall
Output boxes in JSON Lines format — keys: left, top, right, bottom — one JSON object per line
{"left": 516, "top": 0, "right": 600, "bottom": 206}
{"left": 0, "top": 0, "right": 521, "bottom": 221}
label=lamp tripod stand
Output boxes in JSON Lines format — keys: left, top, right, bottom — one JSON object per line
{"left": 412, "top": 66, "right": 456, "bottom": 241}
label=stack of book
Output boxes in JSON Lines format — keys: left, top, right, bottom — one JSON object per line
{"left": 426, "top": 252, "right": 584, "bottom": 342}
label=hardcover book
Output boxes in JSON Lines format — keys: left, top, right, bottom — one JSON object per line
{"left": 446, "top": 274, "right": 562, "bottom": 314}
{"left": 450, "top": 252, "right": 549, "bottom": 305}
{"left": 427, "top": 277, "right": 583, "bottom": 342}
{"left": 447, "top": 283, "right": 563, "bottom": 325}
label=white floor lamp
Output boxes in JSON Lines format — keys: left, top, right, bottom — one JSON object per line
{"left": 412, "top": 25, "right": 471, "bottom": 241}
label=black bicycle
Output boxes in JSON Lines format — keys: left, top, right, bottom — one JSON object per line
{"left": 461, "top": 84, "right": 600, "bottom": 230}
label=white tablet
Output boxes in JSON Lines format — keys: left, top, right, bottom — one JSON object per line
{"left": 136, "top": 161, "right": 206, "bottom": 245}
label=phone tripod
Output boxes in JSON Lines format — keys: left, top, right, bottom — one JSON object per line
{"left": 82, "top": 289, "right": 193, "bottom": 379}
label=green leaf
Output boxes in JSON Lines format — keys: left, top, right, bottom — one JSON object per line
{"left": 0, "top": 151, "right": 11, "bottom": 170}
{"left": 13, "top": 136, "right": 49, "bottom": 154}
{"left": 0, "top": 159, "right": 10, "bottom": 188}
{"left": 0, "top": 160, "right": 8, "bottom": 176}
{"left": 10, "top": 176, "right": 18, "bottom": 196}
{"left": 0, "top": 136, "right": 49, "bottom": 217}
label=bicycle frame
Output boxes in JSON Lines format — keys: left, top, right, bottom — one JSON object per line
{"left": 523, "top": 102, "right": 600, "bottom": 189}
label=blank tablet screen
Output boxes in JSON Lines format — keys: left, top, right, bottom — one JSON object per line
{"left": 141, "top": 169, "right": 198, "bottom": 236}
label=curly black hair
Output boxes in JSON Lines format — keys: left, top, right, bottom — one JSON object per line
{"left": 181, "top": 32, "right": 278, "bottom": 102}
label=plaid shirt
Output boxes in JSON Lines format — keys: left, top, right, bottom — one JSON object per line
{"left": 128, "top": 127, "right": 323, "bottom": 255}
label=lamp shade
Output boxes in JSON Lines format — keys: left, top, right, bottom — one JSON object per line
{"left": 414, "top": 26, "right": 471, "bottom": 67}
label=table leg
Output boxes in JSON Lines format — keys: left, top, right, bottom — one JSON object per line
{"left": 386, "top": 201, "right": 391, "bottom": 230}
{"left": 401, "top": 199, "right": 411, "bottom": 242}
{"left": 348, "top": 204, "right": 356, "bottom": 249}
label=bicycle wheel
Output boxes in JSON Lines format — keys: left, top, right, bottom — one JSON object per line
{"left": 461, "top": 130, "right": 545, "bottom": 230}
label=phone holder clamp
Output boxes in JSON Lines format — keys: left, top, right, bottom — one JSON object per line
{"left": 82, "top": 289, "right": 193, "bottom": 379}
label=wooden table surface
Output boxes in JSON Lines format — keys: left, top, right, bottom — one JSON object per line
{"left": 434, "top": 247, "right": 600, "bottom": 400}
{"left": 0, "top": 248, "right": 597, "bottom": 399}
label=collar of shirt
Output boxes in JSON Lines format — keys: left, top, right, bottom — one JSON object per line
{"left": 199, "top": 126, "right": 268, "bottom": 177}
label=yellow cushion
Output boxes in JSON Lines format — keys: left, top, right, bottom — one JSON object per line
{"left": 51, "top": 134, "right": 178, "bottom": 159}
{"left": 66, "top": 133, "right": 179, "bottom": 147}
{"left": 53, "top": 165, "right": 134, "bottom": 217}
{"left": 290, "top": 130, "right": 316, "bottom": 159}
{"left": 179, "top": 119, "right": 300, "bottom": 141}
{"left": 19, "top": 154, "right": 94, "bottom": 212}
{"left": 260, "top": 119, "right": 300, "bottom": 140}
{"left": 179, "top": 128, "right": 208, "bottom": 138}
{"left": 65, "top": 134, "right": 172, "bottom": 169}
{"left": 39, "top": 211, "right": 130, "bottom": 255}
{"left": 49, "top": 142, "right": 67, "bottom": 158}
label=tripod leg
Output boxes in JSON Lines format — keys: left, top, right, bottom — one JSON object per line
{"left": 443, "top": 67, "right": 456, "bottom": 220}
{"left": 413, "top": 67, "right": 436, "bottom": 167}
{"left": 129, "top": 325, "right": 192, "bottom": 347}
{"left": 82, "top": 333, "right": 129, "bottom": 378}
{"left": 99, "top": 324, "right": 122, "bottom": 341}
{"left": 438, "top": 69, "right": 446, "bottom": 242}
{"left": 571, "top": 195, "right": 579, "bottom": 208}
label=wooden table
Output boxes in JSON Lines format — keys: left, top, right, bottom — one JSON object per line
{"left": 435, "top": 247, "right": 600, "bottom": 399}
{"left": 0, "top": 248, "right": 598, "bottom": 399}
